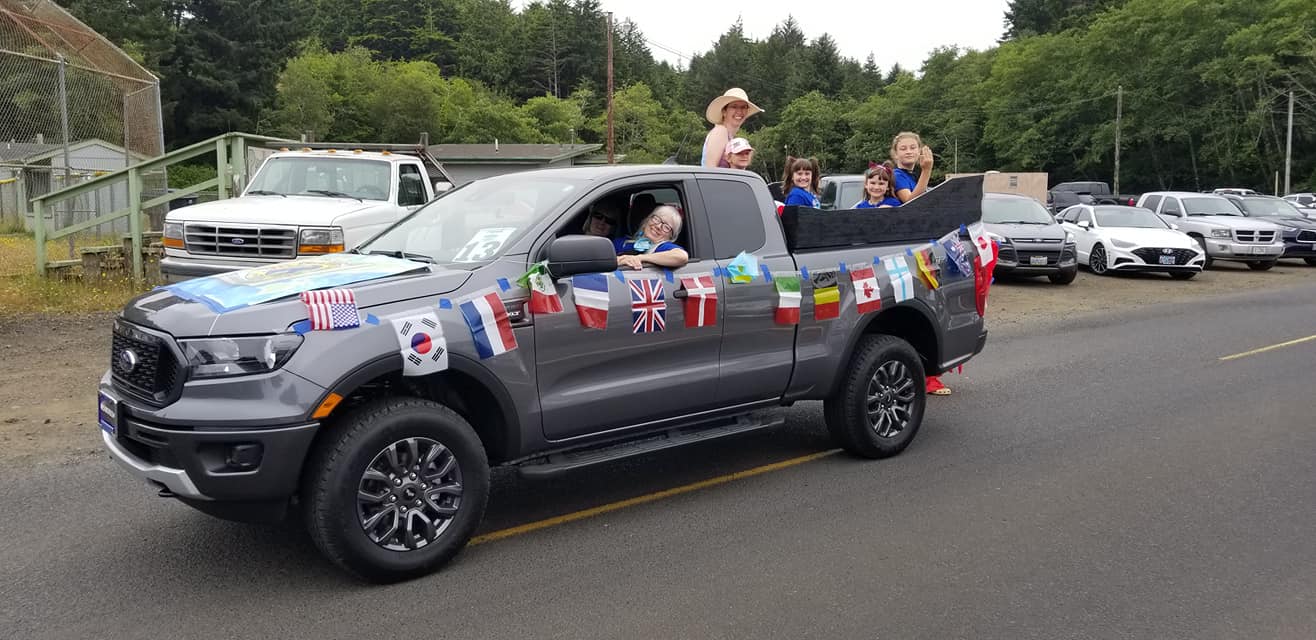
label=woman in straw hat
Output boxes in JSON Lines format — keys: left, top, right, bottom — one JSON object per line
{"left": 701, "top": 88, "right": 763, "bottom": 168}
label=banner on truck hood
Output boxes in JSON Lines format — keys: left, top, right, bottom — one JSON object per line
{"left": 166, "top": 253, "right": 427, "bottom": 312}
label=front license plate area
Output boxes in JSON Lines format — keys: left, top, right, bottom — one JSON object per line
{"left": 1029, "top": 256, "right": 1048, "bottom": 266}
{"left": 1158, "top": 255, "right": 1176, "bottom": 265}
{"left": 98, "top": 391, "right": 118, "bottom": 435}
{"left": 1251, "top": 246, "right": 1268, "bottom": 255}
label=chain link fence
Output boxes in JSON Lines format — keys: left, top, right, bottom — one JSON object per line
{"left": 0, "top": 0, "right": 164, "bottom": 246}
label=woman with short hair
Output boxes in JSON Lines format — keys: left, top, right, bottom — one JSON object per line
{"left": 615, "top": 205, "right": 689, "bottom": 270}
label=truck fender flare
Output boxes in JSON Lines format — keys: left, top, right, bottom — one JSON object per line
{"left": 830, "top": 300, "right": 941, "bottom": 394}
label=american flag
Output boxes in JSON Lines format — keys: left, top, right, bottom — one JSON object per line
{"left": 629, "top": 278, "right": 666, "bottom": 334}
{"left": 300, "top": 289, "right": 361, "bottom": 331}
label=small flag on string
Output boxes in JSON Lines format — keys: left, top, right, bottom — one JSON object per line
{"left": 974, "top": 239, "right": 1000, "bottom": 317}
{"left": 914, "top": 247, "right": 940, "bottom": 289}
{"left": 939, "top": 229, "right": 972, "bottom": 277}
{"left": 882, "top": 255, "right": 915, "bottom": 302}
{"left": 967, "top": 222, "right": 995, "bottom": 267}
{"left": 571, "top": 273, "right": 609, "bottom": 329}
{"left": 679, "top": 273, "right": 718, "bottom": 328}
{"left": 811, "top": 269, "right": 840, "bottom": 320}
{"left": 517, "top": 261, "right": 563, "bottom": 315}
{"left": 459, "top": 290, "right": 519, "bottom": 359}
{"left": 629, "top": 277, "right": 666, "bottom": 334}
{"left": 850, "top": 265, "right": 882, "bottom": 314}
{"left": 726, "top": 251, "right": 758, "bottom": 283}
{"left": 389, "top": 311, "right": 447, "bottom": 376}
{"left": 300, "top": 289, "right": 361, "bottom": 331}
{"left": 773, "top": 273, "right": 801, "bottom": 325}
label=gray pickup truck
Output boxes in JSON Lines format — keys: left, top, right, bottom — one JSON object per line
{"left": 98, "top": 166, "right": 988, "bottom": 582}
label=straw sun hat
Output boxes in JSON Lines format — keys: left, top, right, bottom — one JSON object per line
{"left": 705, "top": 88, "right": 764, "bottom": 125}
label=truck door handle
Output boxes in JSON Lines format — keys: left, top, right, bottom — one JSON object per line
{"left": 672, "top": 289, "right": 688, "bottom": 299}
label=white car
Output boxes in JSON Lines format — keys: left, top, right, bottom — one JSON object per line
{"left": 1057, "top": 204, "right": 1206, "bottom": 279}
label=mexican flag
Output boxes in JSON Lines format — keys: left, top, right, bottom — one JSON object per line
{"left": 811, "top": 270, "right": 840, "bottom": 320}
{"left": 517, "top": 261, "right": 563, "bottom": 315}
{"left": 774, "top": 274, "right": 801, "bottom": 325}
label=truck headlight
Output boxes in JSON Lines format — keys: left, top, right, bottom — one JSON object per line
{"left": 299, "top": 226, "right": 345, "bottom": 254}
{"left": 163, "top": 221, "right": 184, "bottom": 249}
{"left": 1210, "top": 229, "right": 1231, "bottom": 238}
{"left": 180, "top": 334, "right": 303, "bottom": 379}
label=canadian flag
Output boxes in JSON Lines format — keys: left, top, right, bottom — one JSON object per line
{"left": 850, "top": 265, "right": 882, "bottom": 314}
{"left": 679, "top": 273, "right": 717, "bottom": 328}
{"left": 967, "top": 222, "right": 995, "bottom": 267}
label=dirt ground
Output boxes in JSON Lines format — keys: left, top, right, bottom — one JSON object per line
{"left": 2, "top": 261, "right": 1315, "bottom": 468}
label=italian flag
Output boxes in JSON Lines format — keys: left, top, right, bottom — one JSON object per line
{"left": 518, "top": 261, "right": 563, "bottom": 315}
{"left": 774, "top": 274, "right": 801, "bottom": 325}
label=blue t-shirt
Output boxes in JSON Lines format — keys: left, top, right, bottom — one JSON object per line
{"left": 853, "top": 197, "right": 902, "bottom": 209}
{"left": 615, "top": 237, "right": 682, "bottom": 255}
{"left": 785, "top": 186, "right": 820, "bottom": 208}
{"left": 893, "top": 167, "right": 918, "bottom": 196}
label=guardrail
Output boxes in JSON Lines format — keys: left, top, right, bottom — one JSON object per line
{"left": 30, "top": 132, "right": 293, "bottom": 281}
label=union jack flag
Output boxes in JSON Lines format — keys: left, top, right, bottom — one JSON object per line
{"left": 629, "top": 278, "right": 666, "bottom": 334}
{"left": 300, "top": 289, "right": 361, "bottom": 330}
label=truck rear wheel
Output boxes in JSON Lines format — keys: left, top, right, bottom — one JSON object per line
{"left": 824, "top": 334, "right": 926, "bottom": 459}
{"left": 302, "top": 397, "right": 489, "bottom": 583}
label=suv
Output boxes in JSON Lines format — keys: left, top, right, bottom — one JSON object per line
{"left": 100, "top": 167, "right": 989, "bottom": 582}
{"left": 981, "top": 193, "right": 1077, "bottom": 284}
{"left": 161, "top": 149, "right": 448, "bottom": 282}
{"left": 1136, "top": 192, "right": 1284, "bottom": 270}
{"left": 1223, "top": 194, "right": 1316, "bottom": 266}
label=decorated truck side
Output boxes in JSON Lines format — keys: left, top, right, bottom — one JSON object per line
{"left": 99, "top": 166, "right": 992, "bottom": 582}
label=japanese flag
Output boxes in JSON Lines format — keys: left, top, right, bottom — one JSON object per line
{"left": 967, "top": 222, "right": 995, "bottom": 267}
{"left": 389, "top": 311, "right": 447, "bottom": 376}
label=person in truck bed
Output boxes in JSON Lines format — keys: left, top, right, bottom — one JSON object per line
{"left": 615, "top": 205, "right": 689, "bottom": 270}
{"left": 854, "top": 162, "right": 902, "bottom": 209}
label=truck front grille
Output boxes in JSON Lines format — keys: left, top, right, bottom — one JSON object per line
{"left": 111, "top": 321, "right": 181, "bottom": 405}
{"left": 1233, "top": 229, "right": 1277, "bottom": 244}
{"left": 1132, "top": 248, "right": 1196, "bottom": 265}
{"left": 184, "top": 223, "right": 297, "bottom": 258}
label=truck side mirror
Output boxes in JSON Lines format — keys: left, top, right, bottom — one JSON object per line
{"left": 544, "top": 235, "right": 618, "bottom": 278}
{"left": 433, "top": 181, "right": 453, "bottom": 194}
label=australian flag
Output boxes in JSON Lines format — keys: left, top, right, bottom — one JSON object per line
{"left": 300, "top": 289, "right": 361, "bottom": 330}
{"left": 629, "top": 278, "right": 666, "bottom": 334}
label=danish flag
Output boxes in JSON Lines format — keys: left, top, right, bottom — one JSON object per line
{"left": 679, "top": 274, "right": 717, "bottom": 328}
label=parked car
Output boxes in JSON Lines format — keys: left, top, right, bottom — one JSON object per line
{"left": 1136, "top": 191, "right": 1284, "bottom": 270}
{"left": 1046, "top": 181, "right": 1138, "bottom": 213}
{"left": 1222, "top": 194, "right": 1316, "bottom": 266}
{"left": 161, "top": 148, "right": 450, "bottom": 283}
{"left": 982, "top": 192, "right": 1077, "bottom": 284}
{"left": 1056, "top": 204, "right": 1205, "bottom": 279}
{"left": 818, "top": 174, "right": 864, "bottom": 210}
{"left": 1211, "top": 187, "right": 1259, "bottom": 197}
{"left": 99, "top": 166, "right": 988, "bottom": 582}
{"left": 1282, "top": 193, "right": 1316, "bottom": 218}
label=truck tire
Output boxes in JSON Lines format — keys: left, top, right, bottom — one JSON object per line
{"left": 1305, "top": 258, "right": 1316, "bottom": 266}
{"left": 302, "top": 397, "right": 489, "bottom": 583}
{"left": 1247, "top": 260, "right": 1275, "bottom": 271}
{"left": 1192, "top": 235, "right": 1214, "bottom": 269}
{"left": 1048, "top": 266, "right": 1077, "bottom": 285}
{"left": 824, "top": 334, "right": 926, "bottom": 459}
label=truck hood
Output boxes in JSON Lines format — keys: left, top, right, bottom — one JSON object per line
{"left": 1189, "top": 215, "right": 1282, "bottom": 230}
{"left": 122, "top": 254, "right": 471, "bottom": 337}
{"left": 982, "top": 222, "right": 1067, "bottom": 242}
{"left": 165, "top": 195, "right": 382, "bottom": 227}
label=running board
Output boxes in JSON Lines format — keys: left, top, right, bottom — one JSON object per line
{"left": 517, "top": 412, "right": 785, "bottom": 478}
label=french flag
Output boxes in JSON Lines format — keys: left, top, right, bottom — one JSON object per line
{"left": 571, "top": 273, "right": 609, "bottom": 330}
{"left": 459, "top": 291, "right": 519, "bottom": 359}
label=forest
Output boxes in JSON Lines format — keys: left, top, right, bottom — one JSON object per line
{"left": 60, "top": 0, "right": 1316, "bottom": 192}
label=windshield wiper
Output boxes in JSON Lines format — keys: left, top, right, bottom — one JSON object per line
{"left": 246, "top": 189, "right": 286, "bottom": 197}
{"left": 996, "top": 220, "right": 1048, "bottom": 225}
{"left": 305, "top": 189, "right": 362, "bottom": 202}
{"left": 367, "top": 250, "right": 435, "bottom": 263}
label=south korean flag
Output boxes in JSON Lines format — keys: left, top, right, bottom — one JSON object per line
{"left": 390, "top": 311, "right": 447, "bottom": 376}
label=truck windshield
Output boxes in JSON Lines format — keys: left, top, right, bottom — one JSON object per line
{"left": 982, "top": 197, "right": 1054, "bottom": 224}
{"left": 1093, "top": 206, "right": 1168, "bottom": 229}
{"left": 1236, "top": 197, "right": 1303, "bottom": 217}
{"left": 358, "top": 174, "right": 584, "bottom": 267}
{"left": 1183, "top": 197, "right": 1242, "bottom": 216}
{"left": 246, "top": 157, "right": 392, "bottom": 201}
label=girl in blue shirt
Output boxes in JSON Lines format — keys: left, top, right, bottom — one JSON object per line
{"left": 889, "top": 131, "right": 934, "bottom": 203}
{"left": 782, "top": 156, "right": 821, "bottom": 208}
{"left": 853, "top": 162, "right": 902, "bottom": 209}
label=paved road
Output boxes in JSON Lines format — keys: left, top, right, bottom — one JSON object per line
{"left": 3, "top": 283, "right": 1315, "bottom": 639}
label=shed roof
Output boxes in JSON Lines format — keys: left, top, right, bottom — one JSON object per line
{"left": 426, "top": 143, "right": 602, "bottom": 164}
{"left": 0, "top": 139, "right": 146, "bottom": 164}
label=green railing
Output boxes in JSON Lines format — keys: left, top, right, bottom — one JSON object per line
{"left": 30, "top": 132, "right": 293, "bottom": 281}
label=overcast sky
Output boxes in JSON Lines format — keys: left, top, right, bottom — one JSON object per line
{"left": 592, "top": 0, "right": 1012, "bottom": 74}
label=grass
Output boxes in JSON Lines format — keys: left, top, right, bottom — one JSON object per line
{"left": 0, "top": 234, "right": 149, "bottom": 315}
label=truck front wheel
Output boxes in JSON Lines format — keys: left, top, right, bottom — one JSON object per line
{"left": 302, "top": 397, "right": 490, "bottom": 583}
{"left": 824, "top": 334, "right": 927, "bottom": 459}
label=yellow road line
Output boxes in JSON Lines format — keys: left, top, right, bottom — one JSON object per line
{"left": 470, "top": 449, "right": 842, "bottom": 546}
{"left": 1218, "top": 334, "right": 1316, "bottom": 361}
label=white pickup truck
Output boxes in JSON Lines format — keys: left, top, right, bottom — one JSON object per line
{"left": 161, "top": 149, "right": 448, "bottom": 282}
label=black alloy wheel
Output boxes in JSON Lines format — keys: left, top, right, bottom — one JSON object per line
{"left": 1089, "top": 244, "right": 1109, "bottom": 275}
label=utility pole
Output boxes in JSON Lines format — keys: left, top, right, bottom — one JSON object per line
{"left": 606, "top": 12, "right": 615, "bottom": 164}
{"left": 1284, "top": 90, "right": 1294, "bottom": 195}
{"left": 1114, "top": 85, "right": 1122, "bottom": 197}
